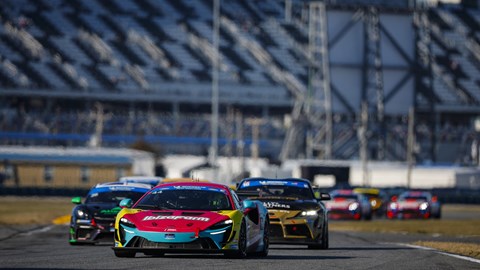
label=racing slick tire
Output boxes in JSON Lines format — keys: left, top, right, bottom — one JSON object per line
{"left": 225, "top": 219, "right": 248, "bottom": 259}
{"left": 114, "top": 249, "right": 136, "bottom": 258}
{"left": 308, "top": 221, "right": 329, "bottom": 250}
{"left": 251, "top": 219, "right": 269, "bottom": 257}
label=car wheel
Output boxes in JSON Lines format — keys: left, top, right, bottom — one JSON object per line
{"left": 320, "top": 222, "right": 329, "bottom": 249}
{"left": 252, "top": 219, "right": 269, "bottom": 257}
{"left": 114, "top": 249, "right": 136, "bottom": 258}
{"left": 225, "top": 219, "right": 247, "bottom": 259}
{"left": 308, "top": 221, "right": 328, "bottom": 250}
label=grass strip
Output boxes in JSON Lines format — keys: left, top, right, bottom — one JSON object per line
{"left": 413, "top": 241, "right": 480, "bottom": 260}
{"left": 330, "top": 219, "right": 480, "bottom": 236}
{"left": 0, "top": 196, "right": 72, "bottom": 225}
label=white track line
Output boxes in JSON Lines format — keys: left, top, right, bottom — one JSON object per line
{"left": 394, "top": 243, "right": 480, "bottom": 264}
{"left": 19, "top": 225, "right": 55, "bottom": 236}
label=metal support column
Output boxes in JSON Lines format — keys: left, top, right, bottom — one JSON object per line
{"left": 414, "top": 8, "right": 436, "bottom": 162}
{"left": 361, "top": 6, "right": 385, "bottom": 160}
{"left": 306, "top": 0, "right": 333, "bottom": 160}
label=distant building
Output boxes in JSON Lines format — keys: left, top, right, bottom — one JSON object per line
{"left": 0, "top": 146, "right": 155, "bottom": 188}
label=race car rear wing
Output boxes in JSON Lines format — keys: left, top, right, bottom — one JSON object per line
{"left": 235, "top": 190, "right": 261, "bottom": 200}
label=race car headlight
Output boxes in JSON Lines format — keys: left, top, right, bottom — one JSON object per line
{"left": 389, "top": 202, "right": 398, "bottom": 210}
{"left": 75, "top": 209, "right": 89, "bottom": 219}
{"left": 208, "top": 219, "right": 233, "bottom": 231}
{"left": 300, "top": 210, "right": 318, "bottom": 217}
{"left": 348, "top": 202, "right": 359, "bottom": 211}
{"left": 419, "top": 202, "right": 429, "bottom": 211}
{"left": 120, "top": 217, "right": 136, "bottom": 228}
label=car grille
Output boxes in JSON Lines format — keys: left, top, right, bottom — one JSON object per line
{"left": 285, "top": 224, "right": 310, "bottom": 237}
{"left": 129, "top": 236, "right": 218, "bottom": 250}
{"left": 77, "top": 228, "right": 93, "bottom": 239}
{"left": 269, "top": 224, "right": 284, "bottom": 237}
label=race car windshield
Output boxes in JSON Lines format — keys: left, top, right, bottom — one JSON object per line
{"left": 86, "top": 191, "right": 145, "bottom": 204}
{"left": 136, "top": 189, "right": 232, "bottom": 211}
{"left": 240, "top": 185, "right": 314, "bottom": 200}
{"left": 332, "top": 194, "right": 358, "bottom": 200}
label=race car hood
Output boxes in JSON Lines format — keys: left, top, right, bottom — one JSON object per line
{"left": 85, "top": 203, "right": 122, "bottom": 218}
{"left": 123, "top": 210, "right": 230, "bottom": 232}
{"left": 254, "top": 198, "right": 320, "bottom": 211}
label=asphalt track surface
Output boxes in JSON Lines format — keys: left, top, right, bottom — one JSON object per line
{"left": 1, "top": 224, "right": 479, "bottom": 270}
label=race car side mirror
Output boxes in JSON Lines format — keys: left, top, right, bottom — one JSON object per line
{"left": 242, "top": 200, "right": 258, "bottom": 215}
{"left": 317, "top": 192, "right": 331, "bottom": 201}
{"left": 119, "top": 198, "right": 133, "bottom": 208}
{"left": 71, "top": 197, "right": 82, "bottom": 204}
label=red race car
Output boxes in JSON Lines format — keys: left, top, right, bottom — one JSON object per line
{"left": 387, "top": 191, "right": 441, "bottom": 219}
{"left": 324, "top": 189, "right": 372, "bottom": 220}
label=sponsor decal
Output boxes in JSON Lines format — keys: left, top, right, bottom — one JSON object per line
{"left": 100, "top": 207, "right": 121, "bottom": 215}
{"left": 165, "top": 234, "right": 175, "bottom": 239}
{"left": 263, "top": 201, "right": 291, "bottom": 209}
{"left": 143, "top": 215, "right": 210, "bottom": 222}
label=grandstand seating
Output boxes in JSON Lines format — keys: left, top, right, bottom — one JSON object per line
{"left": 0, "top": 0, "right": 479, "bottom": 163}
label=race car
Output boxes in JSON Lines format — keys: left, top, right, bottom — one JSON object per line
{"left": 112, "top": 182, "right": 269, "bottom": 258}
{"left": 118, "top": 176, "right": 164, "bottom": 188}
{"left": 325, "top": 189, "right": 372, "bottom": 220}
{"left": 236, "top": 177, "right": 330, "bottom": 249}
{"left": 387, "top": 190, "right": 441, "bottom": 219}
{"left": 353, "top": 188, "right": 388, "bottom": 217}
{"left": 69, "top": 182, "right": 151, "bottom": 245}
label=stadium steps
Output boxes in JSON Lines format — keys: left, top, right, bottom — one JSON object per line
{"left": 186, "top": 1, "right": 212, "bottom": 20}
{"left": 1, "top": 33, "right": 32, "bottom": 60}
{"left": 166, "top": 0, "right": 196, "bottom": 18}
{"left": 451, "top": 8, "right": 479, "bottom": 35}
{"left": 30, "top": 61, "right": 68, "bottom": 89}
{"left": 110, "top": 40, "right": 146, "bottom": 66}
{"left": 13, "top": 61, "right": 50, "bottom": 88}
{"left": 96, "top": 0, "right": 126, "bottom": 15}
{"left": 85, "top": 64, "right": 117, "bottom": 90}
{"left": 281, "top": 23, "right": 308, "bottom": 45}
{"left": 136, "top": 17, "right": 172, "bottom": 42}
{"left": 134, "top": 0, "right": 163, "bottom": 16}
{"left": 428, "top": 9, "right": 454, "bottom": 31}
{"left": 50, "top": 37, "right": 91, "bottom": 65}
{"left": 47, "top": 61, "right": 80, "bottom": 89}
{"left": 66, "top": 13, "right": 97, "bottom": 34}
{"left": 237, "top": 0, "right": 263, "bottom": 22}
{"left": 221, "top": 46, "right": 253, "bottom": 71}
{"left": 72, "top": 37, "right": 103, "bottom": 63}
{"left": 25, "top": 11, "right": 62, "bottom": 37}
{"left": 63, "top": 0, "right": 89, "bottom": 13}
{"left": 100, "top": 14, "right": 126, "bottom": 40}
{"left": 37, "top": 36, "right": 72, "bottom": 63}
{"left": 0, "top": 68, "right": 17, "bottom": 88}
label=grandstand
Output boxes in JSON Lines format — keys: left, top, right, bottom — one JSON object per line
{"left": 0, "top": 0, "right": 479, "bottom": 165}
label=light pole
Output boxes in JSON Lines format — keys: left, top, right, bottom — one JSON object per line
{"left": 210, "top": 0, "right": 220, "bottom": 179}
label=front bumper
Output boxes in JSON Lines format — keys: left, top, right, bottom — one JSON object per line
{"left": 69, "top": 219, "right": 114, "bottom": 244}
{"left": 70, "top": 224, "right": 114, "bottom": 244}
{"left": 268, "top": 218, "right": 319, "bottom": 244}
{"left": 115, "top": 224, "right": 236, "bottom": 251}
{"left": 387, "top": 209, "right": 430, "bottom": 219}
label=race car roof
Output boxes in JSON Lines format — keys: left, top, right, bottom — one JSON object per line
{"left": 239, "top": 177, "right": 311, "bottom": 185}
{"left": 155, "top": 181, "right": 230, "bottom": 190}
{"left": 91, "top": 181, "right": 152, "bottom": 192}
